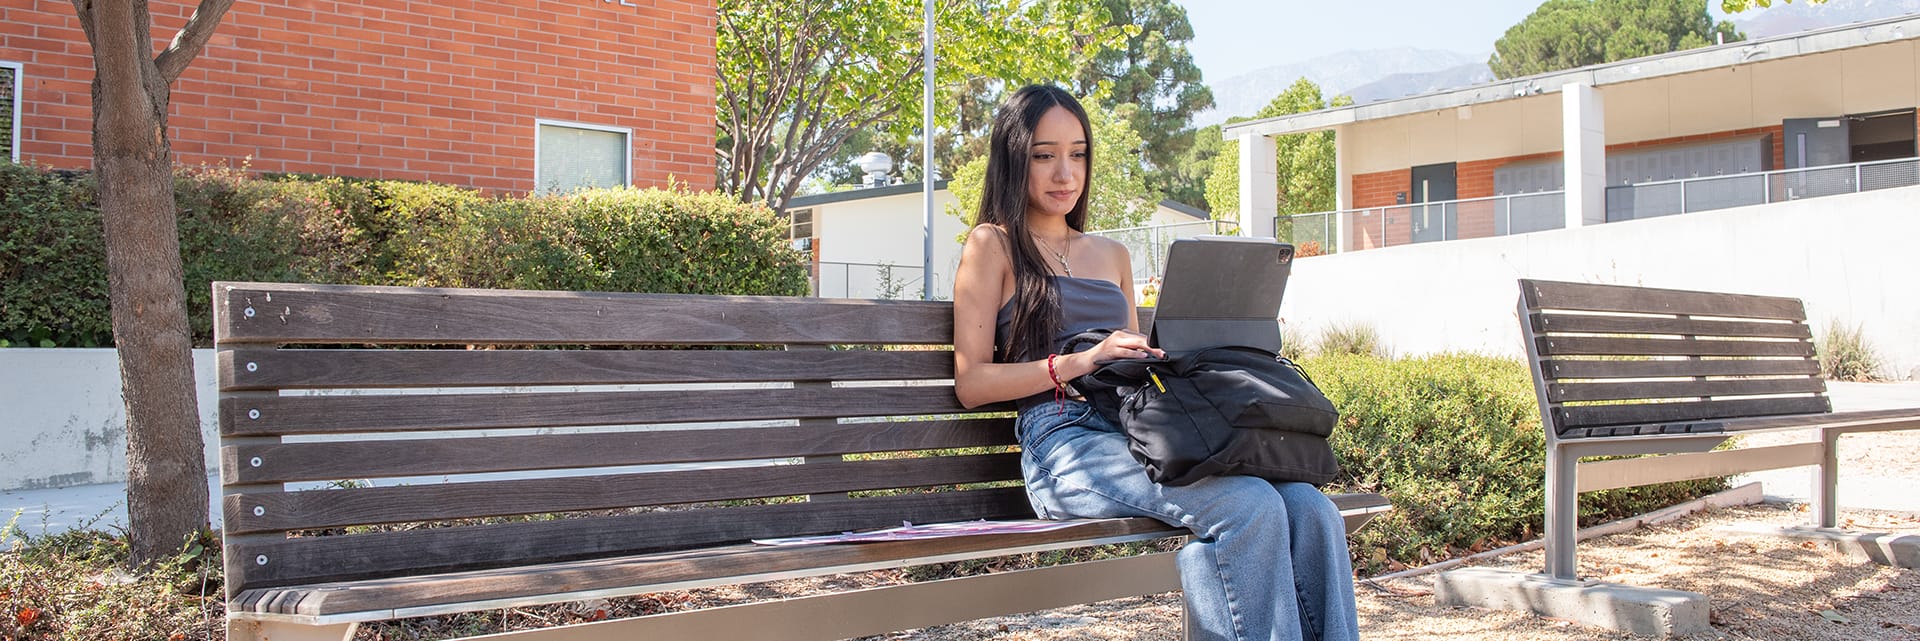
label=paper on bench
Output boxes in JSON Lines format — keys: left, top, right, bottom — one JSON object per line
{"left": 750, "top": 519, "right": 1086, "bottom": 546}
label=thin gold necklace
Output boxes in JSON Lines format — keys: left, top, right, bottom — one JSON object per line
{"left": 1035, "top": 234, "right": 1072, "bottom": 277}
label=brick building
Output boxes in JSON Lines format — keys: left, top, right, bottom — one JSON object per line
{"left": 0, "top": 0, "right": 715, "bottom": 193}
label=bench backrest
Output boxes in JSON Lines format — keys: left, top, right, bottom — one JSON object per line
{"left": 213, "top": 282, "right": 1131, "bottom": 597}
{"left": 1517, "top": 279, "right": 1831, "bottom": 440}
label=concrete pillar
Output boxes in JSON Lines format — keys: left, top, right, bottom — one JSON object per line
{"left": 1333, "top": 125, "right": 1351, "bottom": 251}
{"left": 1238, "top": 132, "right": 1278, "bottom": 239}
{"left": 1562, "top": 82, "right": 1605, "bottom": 228}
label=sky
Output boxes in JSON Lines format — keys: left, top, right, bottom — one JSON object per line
{"left": 1178, "top": 0, "right": 1558, "bottom": 82}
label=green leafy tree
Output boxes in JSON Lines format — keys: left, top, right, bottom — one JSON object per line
{"left": 1204, "top": 79, "right": 1351, "bottom": 235}
{"left": 945, "top": 96, "right": 1153, "bottom": 233}
{"left": 814, "top": 76, "right": 1008, "bottom": 189}
{"left": 716, "top": 0, "right": 1127, "bottom": 212}
{"left": 1720, "top": 0, "right": 1825, "bottom": 11}
{"left": 1084, "top": 99, "right": 1155, "bottom": 230}
{"left": 1163, "top": 123, "right": 1223, "bottom": 211}
{"left": 1069, "top": 0, "right": 1213, "bottom": 198}
{"left": 1489, "top": 0, "right": 1744, "bottom": 79}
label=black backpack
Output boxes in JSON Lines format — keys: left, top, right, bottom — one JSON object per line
{"left": 1064, "top": 330, "right": 1341, "bottom": 486}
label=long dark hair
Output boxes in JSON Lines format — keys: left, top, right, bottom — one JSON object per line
{"left": 978, "top": 84, "right": 1093, "bottom": 362}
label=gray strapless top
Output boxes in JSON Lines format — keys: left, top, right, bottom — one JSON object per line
{"left": 993, "top": 276, "right": 1132, "bottom": 410}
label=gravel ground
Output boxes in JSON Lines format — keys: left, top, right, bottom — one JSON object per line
{"left": 847, "top": 503, "right": 1920, "bottom": 641}
{"left": 840, "top": 417, "right": 1920, "bottom": 641}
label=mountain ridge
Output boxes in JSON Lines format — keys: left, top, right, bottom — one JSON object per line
{"left": 1195, "top": 1, "right": 1919, "bottom": 127}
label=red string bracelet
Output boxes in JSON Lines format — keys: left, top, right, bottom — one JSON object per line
{"left": 1046, "top": 353, "right": 1066, "bottom": 415}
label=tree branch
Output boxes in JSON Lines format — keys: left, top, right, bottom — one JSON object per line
{"left": 67, "top": 0, "right": 100, "bottom": 49}
{"left": 154, "top": 0, "right": 237, "bottom": 83}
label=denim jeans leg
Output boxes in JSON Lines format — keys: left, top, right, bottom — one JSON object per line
{"left": 1270, "top": 481, "right": 1360, "bottom": 641}
{"left": 1014, "top": 403, "right": 1358, "bottom": 641}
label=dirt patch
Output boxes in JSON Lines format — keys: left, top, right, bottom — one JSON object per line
{"left": 845, "top": 504, "right": 1920, "bottom": 641}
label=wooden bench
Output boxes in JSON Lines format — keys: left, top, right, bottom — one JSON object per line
{"left": 214, "top": 281, "right": 1393, "bottom": 641}
{"left": 1514, "top": 279, "right": 1920, "bottom": 580}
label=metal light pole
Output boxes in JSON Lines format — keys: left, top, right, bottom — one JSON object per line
{"left": 920, "top": 0, "right": 936, "bottom": 300}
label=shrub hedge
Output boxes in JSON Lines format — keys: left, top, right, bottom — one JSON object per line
{"left": 1, "top": 163, "right": 810, "bottom": 347}
{"left": 1, "top": 164, "right": 110, "bottom": 347}
{"left": 1306, "top": 352, "right": 1728, "bottom": 573}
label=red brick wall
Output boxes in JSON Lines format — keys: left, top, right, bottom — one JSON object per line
{"left": 1351, "top": 126, "right": 1791, "bottom": 206}
{"left": 1342, "top": 126, "right": 1805, "bottom": 249}
{"left": 1, "top": 0, "right": 715, "bottom": 193}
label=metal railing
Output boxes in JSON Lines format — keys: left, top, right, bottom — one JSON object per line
{"left": 1287, "top": 155, "right": 1920, "bottom": 254}
{"left": 1286, "top": 191, "right": 1566, "bottom": 254}
{"left": 813, "top": 261, "right": 927, "bottom": 300}
{"left": 1607, "top": 156, "right": 1920, "bottom": 221}
{"left": 1090, "top": 220, "right": 1241, "bottom": 281}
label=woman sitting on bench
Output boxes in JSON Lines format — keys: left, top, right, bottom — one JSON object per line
{"left": 949, "top": 83, "right": 1359, "bottom": 641}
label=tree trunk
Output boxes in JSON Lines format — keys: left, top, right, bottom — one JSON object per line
{"left": 83, "top": 0, "right": 210, "bottom": 566}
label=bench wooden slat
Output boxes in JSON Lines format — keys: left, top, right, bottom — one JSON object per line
{"left": 1530, "top": 313, "right": 1811, "bottom": 340}
{"left": 1554, "top": 396, "right": 1832, "bottom": 430}
{"left": 1534, "top": 336, "right": 1813, "bottom": 358}
{"left": 1520, "top": 279, "right": 1806, "bottom": 320}
{"left": 214, "top": 282, "right": 956, "bottom": 345}
{"left": 229, "top": 492, "right": 1394, "bottom": 618}
{"left": 222, "top": 417, "right": 1014, "bottom": 484}
{"left": 232, "top": 517, "right": 1181, "bottom": 618}
{"left": 217, "top": 348, "right": 956, "bottom": 390}
{"left": 1541, "top": 358, "right": 1821, "bottom": 380}
{"left": 1714, "top": 407, "right": 1920, "bottom": 432}
{"left": 219, "top": 386, "right": 1003, "bottom": 436}
{"left": 1549, "top": 377, "right": 1826, "bottom": 402}
{"left": 223, "top": 453, "right": 1023, "bottom": 534}
{"left": 228, "top": 487, "right": 1038, "bottom": 590}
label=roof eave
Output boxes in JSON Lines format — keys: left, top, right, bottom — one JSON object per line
{"left": 1222, "top": 14, "right": 1920, "bottom": 139}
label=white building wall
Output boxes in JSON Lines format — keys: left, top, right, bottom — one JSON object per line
{"left": 1279, "top": 185, "right": 1920, "bottom": 380}
{"left": 813, "top": 190, "right": 966, "bottom": 299}
{"left": 0, "top": 349, "right": 220, "bottom": 491}
{"left": 1341, "top": 40, "right": 1920, "bottom": 174}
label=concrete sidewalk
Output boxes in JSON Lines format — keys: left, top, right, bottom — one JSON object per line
{"left": 6, "top": 382, "right": 1917, "bottom": 544}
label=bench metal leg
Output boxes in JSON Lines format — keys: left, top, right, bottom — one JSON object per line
{"left": 1544, "top": 444, "right": 1579, "bottom": 580}
{"left": 228, "top": 619, "right": 356, "bottom": 641}
{"left": 1813, "top": 428, "right": 1841, "bottom": 528}
{"left": 1183, "top": 594, "right": 1196, "bottom": 641}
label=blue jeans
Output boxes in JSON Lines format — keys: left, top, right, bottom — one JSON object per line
{"left": 1015, "top": 400, "right": 1359, "bottom": 641}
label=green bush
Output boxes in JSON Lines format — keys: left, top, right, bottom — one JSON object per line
{"left": 419, "top": 188, "right": 810, "bottom": 296}
{"left": 1308, "top": 352, "right": 1728, "bottom": 572}
{"left": 1, "top": 162, "right": 812, "bottom": 347}
{"left": 175, "top": 166, "right": 371, "bottom": 342}
{"left": 0, "top": 164, "right": 109, "bottom": 348}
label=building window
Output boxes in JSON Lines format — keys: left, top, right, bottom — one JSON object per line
{"left": 534, "top": 120, "right": 630, "bottom": 194}
{"left": 784, "top": 207, "right": 815, "bottom": 254}
{"left": 2, "top": 61, "right": 21, "bottom": 163}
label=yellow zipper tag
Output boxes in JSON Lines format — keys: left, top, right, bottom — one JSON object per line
{"left": 1148, "top": 370, "right": 1167, "bottom": 393}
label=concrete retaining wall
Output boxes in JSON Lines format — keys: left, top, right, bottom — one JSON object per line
{"left": 1279, "top": 185, "right": 1920, "bottom": 380}
{"left": 1, "top": 349, "right": 219, "bottom": 491}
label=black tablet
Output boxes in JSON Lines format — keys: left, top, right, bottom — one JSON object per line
{"left": 1149, "top": 236, "right": 1294, "bottom": 353}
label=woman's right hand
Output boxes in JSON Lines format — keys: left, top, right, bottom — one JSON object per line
{"left": 1063, "top": 329, "right": 1164, "bottom": 378}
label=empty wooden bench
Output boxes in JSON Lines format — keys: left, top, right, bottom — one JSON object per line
{"left": 1437, "top": 279, "right": 1920, "bottom": 637}
{"left": 214, "top": 281, "right": 1393, "bottom": 641}
{"left": 1513, "top": 279, "right": 1920, "bottom": 580}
